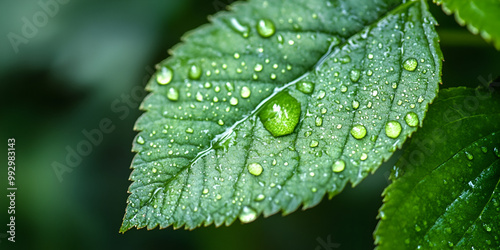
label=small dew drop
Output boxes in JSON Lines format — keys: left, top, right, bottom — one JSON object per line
{"left": 188, "top": 63, "right": 202, "bottom": 80}
{"left": 167, "top": 87, "right": 179, "bottom": 101}
{"left": 247, "top": 163, "right": 263, "bottom": 176}
{"left": 254, "top": 63, "right": 263, "bottom": 72}
{"left": 404, "top": 112, "right": 419, "bottom": 127}
{"left": 317, "top": 90, "right": 326, "bottom": 100}
{"left": 315, "top": 117, "right": 323, "bottom": 126}
{"left": 136, "top": 136, "right": 145, "bottom": 145}
{"left": 255, "top": 194, "right": 265, "bottom": 201}
{"left": 195, "top": 92, "right": 203, "bottom": 102}
{"left": 403, "top": 58, "right": 418, "bottom": 71}
{"left": 229, "top": 17, "right": 250, "bottom": 37}
{"left": 351, "top": 125, "right": 367, "bottom": 139}
{"left": 202, "top": 188, "right": 209, "bottom": 194}
{"left": 230, "top": 97, "right": 239, "bottom": 106}
{"left": 340, "top": 55, "right": 351, "bottom": 64}
{"left": 156, "top": 66, "right": 173, "bottom": 85}
{"left": 185, "top": 128, "right": 194, "bottom": 134}
{"left": 340, "top": 85, "right": 348, "bottom": 93}
{"left": 385, "top": 120, "right": 402, "bottom": 139}
{"left": 310, "top": 140, "right": 319, "bottom": 148}
{"left": 296, "top": 81, "right": 315, "bottom": 94}
{"left": 240, "top": 86, "right": 251, "bottom": 98}
{"left": 350, "top": 69, "right": 361, "bottom": 83}
{"left": 465, "top": 151, "right": 474, "bottom": 161}
{"left": 332, "top": 160, "right": 345, "bottom": 173}
{"left": 352, "top": 100, "right": 360, "bottom": 109}
{"left": 360, "top": 153, "right": 368, "bottom": 161}
{"left": 256, "top": 19, "right": 276, "bottom": 38}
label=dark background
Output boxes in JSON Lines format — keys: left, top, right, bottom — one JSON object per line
{"left": 1, "top": 0, "right": 499, "bottom": 249}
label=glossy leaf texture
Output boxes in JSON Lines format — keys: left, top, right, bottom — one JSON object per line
{"left": 121, "top": 0, "right": 443, "bottom": 232}
{"left": 433, "top": 0, "right": 500, "bottom": 50}
{"left": 374, "top": 87, "right": 500, "bottom": 249}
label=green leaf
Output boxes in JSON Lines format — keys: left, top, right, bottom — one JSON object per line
{"left": 374, "top": 87, "right": 500, "bottom": 249}
{"left": 121, "top": 0, "right": 443, "bottom": 232}
{"left": 433, "top": 0, "right": 500, "bottom": 50}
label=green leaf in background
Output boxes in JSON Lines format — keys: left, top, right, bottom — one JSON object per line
{"left": 433, "top": 0, "right": 500, "bottom": 50}
{"left": 374, "top": 87, "right": 500, "bottom": 249}
{"left": 121, "top": 0, "right": 443, "bottom": 232}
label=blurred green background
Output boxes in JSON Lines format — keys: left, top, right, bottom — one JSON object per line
{"left": 1, "top": 1, "right": 499, "bottom": 249}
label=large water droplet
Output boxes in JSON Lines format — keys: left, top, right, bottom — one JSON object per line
{"left": 351, "top": 125, "right": 367, "bottom": 139}
{"left": 385, "top": 120, "right": 402, "bottom": 139}
{"left": 247, "top": 163, "right": 263, "bottom": 176}
{"left": 188, "top": 63, "right": 202, "bottom": 80}
{"left": 240, "top": 86, "right": 251, "bottom": 98}
{"left": 404, "top": 112, "right": 419, "bottom": 127}
{"left": 332, "top": 160, "right": 345, "bottom": 173}
{"left": 167, "top": 87, "right": 179, "bottom": 101}
{"left": 310, "top": 140, "right": 319, "bottom": 148}
{"left": 156, "top": 66, "right": 173, "bottom": 85}
{"left": 403, "top": 58, "right": 418, "bottom": 71}
{"left": 239, "top": 206, "right": 257, "bottom": 223}
{"left": 259, "top": 92, "right": 301, "bottom": 137}
{"left": 256, "top": 19, "right": 276, "bottom": 38}
{"left": 296, "top": 81, "right": 315, "bottom": 94}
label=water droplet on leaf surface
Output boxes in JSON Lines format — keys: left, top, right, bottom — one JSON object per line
{"left": 259, "top": 92, "right": 301, "bottom": 137}
{"left": 385, "top": 121, "right": 402, "bottom": 138}
{"left": 332, "top": 160, "right": 345, "bottom": 172}
{"left": 247, "top": 163, "right": 263, "bottom": 176}
{"left": 136, "top": 136, "right": 145, "bottom": 145}
{"left": 404, "top": 112, "right": 419, "bottom": 127}
{"left": 239, "top": 206, "right": 257, "bottom": 223}
{"left": 240, "top": 86, "right": 251, "bottom": 98}
{"left": 296, "top": 81, "right": 315, "bottom": 94}
{"left": 403, "top": 58, "right": 418, "bottom": 71}
{"left": 256, "top": 19, "right": 276, "bottom": 38}
{"left": 167, "top": 87, "right": 179, "bottom": 101}
{"left": 350, "top": 69, "right": 361, "bottom": 83}
{"left": 188, "top": 63, "right": 202, "bottom": 80}
{"left": 156, "top": 66, "right": 173, "bottom": 85}
{"left": 351, "top": 125, "right": 367, "bottom": 139}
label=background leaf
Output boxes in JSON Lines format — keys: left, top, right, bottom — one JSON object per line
{"left": 374, "top": 87, "right": 500, "bottom": 249}
{"left": 121, "top": 0, "right": 443, "bottom": 232}
{"left": 433, "top": 0, "right": 500, "bottom": 50}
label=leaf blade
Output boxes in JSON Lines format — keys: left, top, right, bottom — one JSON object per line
{"left": 121, "top": 0, "right": 443, "bottom": 232}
